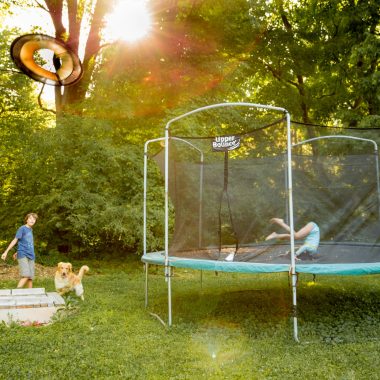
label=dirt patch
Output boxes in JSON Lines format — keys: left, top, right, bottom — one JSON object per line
{"left": 0, "top": 263, "right": 56, "bottom": 281}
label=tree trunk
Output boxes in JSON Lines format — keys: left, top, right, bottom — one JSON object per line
{"left": 44, "top": 0, "right": 110, "bottom": 118}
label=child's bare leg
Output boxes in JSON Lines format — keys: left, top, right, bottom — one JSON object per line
{"left": 17, "top": 277, "right": 29, "bottom": 288}
{"left": 265, "top": 232, "right": 278, "bottom": 241}
{"left": 270, "top": 218, "right": 291, "bottom": 233}
{"left": 27, "top": 279, "right": 33, "bottom": 288}
{"left": 265, "top": 232, "right": 291, "bottom": 241}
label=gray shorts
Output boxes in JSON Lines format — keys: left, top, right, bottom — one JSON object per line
{"left": 18, "top": 257, "right": 35, "bottom": 279}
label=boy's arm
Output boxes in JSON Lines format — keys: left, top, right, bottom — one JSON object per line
{"left": 1, "top": 238, "right": 18, "bottom": 260}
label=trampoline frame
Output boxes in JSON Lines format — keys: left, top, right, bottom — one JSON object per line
{"left": 143, "top": 102, "right": 380, "bottom": 342}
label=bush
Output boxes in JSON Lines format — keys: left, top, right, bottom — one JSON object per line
{"left": 1, "top": 116, "right": 150, "bottom": 255}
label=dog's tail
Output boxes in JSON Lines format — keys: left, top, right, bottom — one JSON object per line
{"left": 78, "top": 265, "right": 89, "bottom": 280}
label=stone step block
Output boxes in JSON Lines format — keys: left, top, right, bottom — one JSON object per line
{"left": 0, "top": 299, "right": 17, "bottom": 308}
{"left": 46, "top": 292, "right": 65, "bottom": 306}
{"left": 14, "top": 296, "right": 50, "bottom": 307}
{"left": 0, "top": 289, "right": 66, "bottom": 324}
{"left": 0, "top": 307, "right": 58, "bottom": 324}
{"left": 11, "top": 288, "right": 45, "bottom": 296}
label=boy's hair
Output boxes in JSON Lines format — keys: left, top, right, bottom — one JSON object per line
{"left": 24, "top": 213, "right": 38, "bottom": 223}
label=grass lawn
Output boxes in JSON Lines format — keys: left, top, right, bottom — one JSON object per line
{"left": 1, "top": 255, "right": 380, "bottom": 379}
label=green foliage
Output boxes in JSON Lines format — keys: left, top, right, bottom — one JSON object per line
{"left": 240, "top": 0, "right": 380, "bottom": 126}
{"left": 3, "top": 116, "right": 149, "bottom": 254}
{"left": 1, "top": 0, "right": 380, "bottom": 259}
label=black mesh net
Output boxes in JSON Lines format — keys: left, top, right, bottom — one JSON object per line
{"left": 148, "top": 108, "right": 380, "bottom": 264}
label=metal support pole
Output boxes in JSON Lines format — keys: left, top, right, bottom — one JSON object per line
{"left": 145, "top": 136, "right": 203, "bottom": 326}
{"left": 163, "top": 102, "right": 292, "bottom": 331}
{"left": 374, "top": 148, "right": 380, "bottom": 219}
{"left": 143, "top": 146, "right": 149, "bottom": 309}
{"left": 293, "top": 135, "right": 380, "bottom": 220}
{"left": 283, "top": 151, "right": 290, "bottom": 225}
{"left": 286, "top": 112, "right": 299, "bottom": 343}
{"left": 167, "top": 266, "right": 172, "bottom": 326}
{"left": 145, "top": 263, "right": 149, "bottom": 308}
{"left": 198, "top": 158, "right": 204, "bottom": 249}
{"left": 164, "top": 127, "right": 172, "bottom": 326}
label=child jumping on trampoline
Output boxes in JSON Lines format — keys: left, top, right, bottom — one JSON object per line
{"left": 265, "top": 218, "right": 320, "bottom": 259}
{"left": 1, "top": 213, "right": 38, "bottom": 288}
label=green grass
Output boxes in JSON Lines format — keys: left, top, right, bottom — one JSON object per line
{"left": 1, "top": 256, "right": 380, "bottom": 379}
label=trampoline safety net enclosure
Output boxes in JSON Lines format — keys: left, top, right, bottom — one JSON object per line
{"left": 144, "top": 103, "right": 380, "bottom": 275}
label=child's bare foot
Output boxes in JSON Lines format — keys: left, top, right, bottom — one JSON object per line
{"left": 270, "top": 218, "right": 284, "bottom": 225}
{"left": 265, "top": 232, "right": 277, "bottom": 241}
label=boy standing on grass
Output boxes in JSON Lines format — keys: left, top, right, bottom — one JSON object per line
{"left": 1, "top": 213, "right": 38, "bottom": 288}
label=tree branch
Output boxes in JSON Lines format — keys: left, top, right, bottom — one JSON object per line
{"left": 34, "top": 0, "right": 49, "bottom": 12}
{"left": 67, "top": 0, "right": 81, "bottom": 53}
{"left": 38, "top": 84, "right": 57, "bottom": 114}
{"left": 44, "top": 0, "right": 66, "bottom": 39}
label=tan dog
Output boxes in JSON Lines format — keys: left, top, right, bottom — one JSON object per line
{"left": 54, "top": 262, "right": 89, "bottom": 300}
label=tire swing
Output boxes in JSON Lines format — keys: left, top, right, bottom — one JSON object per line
{"left": 10, "top": 33, "right": 83, "bottom": 86}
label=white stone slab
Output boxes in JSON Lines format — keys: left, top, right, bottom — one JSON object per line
{"left": 0, "top": 289, "right": 65, "bottom": 323}
{"left": 11, "top": 288, "right": 45, "bottom": 296}
{"left": 0, "top": 307, "right": 58, "bottom": 324}
{"left": 46, "top": 292, "right": 65, "bottom": 306}
{"left": 0, "top": 289, "right": 12, "bottom": 296}
{"left": 0, "top": 297, "right": 14, "bottom": 302}
{"left": 14, "top": 296, "right": 49, "bottom": 307}
{"left": 0, "top": 299, "right": 16, "bottom": 308}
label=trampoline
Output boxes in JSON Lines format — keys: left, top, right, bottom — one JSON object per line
{"left": 142, "top": 102, "right": 380, "bottom": 341}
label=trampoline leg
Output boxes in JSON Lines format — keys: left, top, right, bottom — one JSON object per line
{"left": 167, "top": 266, "right": 172, "bottom": 326}
{"left": 145, "top": 263, "right": 149, "bottom": 308}
{"left": 292, "top": 272, "right": 300, "bottom": 342}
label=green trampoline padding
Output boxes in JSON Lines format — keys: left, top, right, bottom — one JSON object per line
{"left": 142, "top": 246, "right": 380, "bottom": 276}
{"left": 143, "top": 251, "right": 290, "bottom": 273}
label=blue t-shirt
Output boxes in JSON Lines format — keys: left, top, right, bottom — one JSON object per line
{"left": 15, "top": 225, "right": 35, "bottom": 260}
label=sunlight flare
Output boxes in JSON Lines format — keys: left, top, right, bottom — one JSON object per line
{"left": 104, "top": 0, "right": 152, "bottom": 42}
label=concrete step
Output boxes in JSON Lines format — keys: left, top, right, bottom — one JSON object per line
{"left": 0, "top": 288, "right": 66, "bottom": 323}
{"left": 11, "top": 288, "right": 46, "bottom": 296}
{"left": 0, "top": 288, "right": 65, "bottom": 309}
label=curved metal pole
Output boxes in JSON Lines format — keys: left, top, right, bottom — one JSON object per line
{"left": 143, "top": 140, "right": 153, "bottom": 308}
{"left": 293, "top": 135, "right": 380, "bottom": 219}
{"left": 144, "top": 137, "right": 167, "bottom": 258}
{"left": 165, "top": 102, "right": 288, "bottom": 131}
{"left": 283, "top": 152, "right": 290, "bottom": 224}
{"left": 144, "top": 136, "right": 203, "bottom": 254}
{"left": 143, "top": 138, "right": 168, "bottom": 309}
{"left": 292, "top": 135, "right": 378, "bottom": 150}
{"left": 144, "top": 136, "right": 204, "bottom": 318}
{"left": 164, "top": 102, "right": 293, "bottom": 336}
{"left": 164, "top": 127, "right": 170, "bottom": 325}
{"left": 286, "top": 112, "right": 299, "bottom": 343}
{"left": 289, "top": 133, "right": 380, "bottom": 341}
{"left": 165, "top": 137, "right": 204, "bottom": 326}
{"left": 375, "top": 149, "right": 380, "bottom": 219}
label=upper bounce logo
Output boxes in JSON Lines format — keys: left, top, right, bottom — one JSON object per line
{"left": 212, "top": 135, "right": 241, "bottom": 152}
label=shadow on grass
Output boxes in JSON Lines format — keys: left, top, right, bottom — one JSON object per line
{"left": 297, "top": 283, "right": 380, "bottom": 343}
{"left": 150, "top": 272, "right": 380, "bottom": 344}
